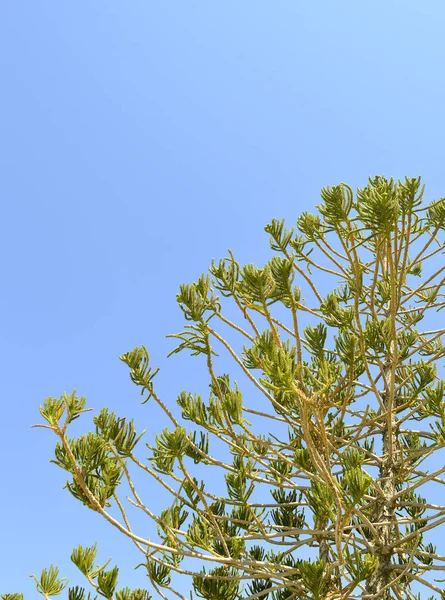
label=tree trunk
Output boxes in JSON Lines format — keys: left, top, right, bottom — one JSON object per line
{"left": 365, "top": 360, "right": 398, "bottom": 598}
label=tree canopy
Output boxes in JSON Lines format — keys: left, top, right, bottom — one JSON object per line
{"left": 4, "top": 176, "right": 445, "bottom": 599}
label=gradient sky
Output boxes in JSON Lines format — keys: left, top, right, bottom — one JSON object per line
{"left": 2, "top": 0, "right": 445, "bottom": 595}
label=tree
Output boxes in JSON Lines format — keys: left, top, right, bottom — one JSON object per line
{"left": 5, "top": 176, "right": 445, "bottom": 599}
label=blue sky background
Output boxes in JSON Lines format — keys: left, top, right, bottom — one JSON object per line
{"left": 2, "top": 0, "right": 445, "bottom": 595}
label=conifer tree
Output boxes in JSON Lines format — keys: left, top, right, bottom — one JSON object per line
{"left": 5, "top": 176, "right": 445, "bottom": 599}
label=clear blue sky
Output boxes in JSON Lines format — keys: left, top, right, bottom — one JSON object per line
{"left": 2, "top": 0, "right": 445, "bottom": 595}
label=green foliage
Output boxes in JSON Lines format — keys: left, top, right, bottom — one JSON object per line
{"left": 356, "top": 176, "right": 400, "bottom": 235}
{"left": 119, "top": 346, "right": 159, "bottom": 403}
{"left": 115, "top": 589, "right": 151, "bottom": 600}
{"left": 318, "top": 182, "right": 353, "bottom": 225}
{"left": 176, "top": 274, "right": 221, "bottom": 321}
{"left": 30, "top": 566, "right": 68, "bottom": 597}
{"left": 320, "top": 291, "right": 354, "bottom": 328}
{"left": 209, "top": 374, "right": 244, "bottom": 426}
{"left": 238, "top": 263, "right": 276, "bottom": 305}
{"left": 167, "top": 321, "right": 214, "bottom": 357}
{"left": 307, "top": 481, "right": 335, "bottom": 524}
{"left": 67, "top": 588, "right": 96, "bottom": 600}
{"left": 97, "top": 567, "right": 119, "bottom": 598}
{"left": 209, "top": 251, "right": 240, "bottom": 297}
{"left": 225, "top": 456, "right": 255, "bottom": 503}
{"left": 94, "top": 409, "right": 145, "bottom": 457}
{"left": 39, "top": 391, "right": 89, "bottom": 428}
{"left": 152, "top": 426, "right": 189, "bottom": 474}
{"left": 193, "top": 567, "right": 240, "bottom": 600}
{"left": 52, "top": 433, "right": 123, "bottom": 509}
{"left": 270, "top": 489, "right": 305, "bottom": 532}
{"left": 298, "top": 559, "right": 330, "bottom": 599}
{"left": 265, "top": 217, "right": 294, "bottom": 252}
{"left": 427, "top": 197, "right": 445, "bottom": 229}
{"left": 71, "top": 544, "right": 106, "bottom": 580}
{"left": 146, "top": 561, "right": 171, "bottom": 588}
{"left": 345, "top": 549, "right": 379, "bottom": 583}
{"left": 186, "top": 517, "right": 212, "bottom": 551}
{"left": 9, "top": 175, "right": 445, "bottom": 600}
{"left": 342, "top": 466, "right": 372, "bottom": 505}
{"left": 297, "top": 212, "right": 324, "bottom": 241}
